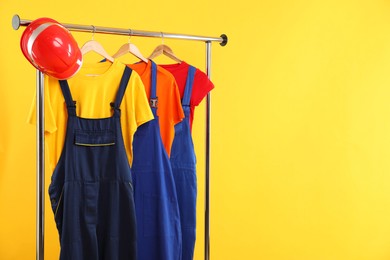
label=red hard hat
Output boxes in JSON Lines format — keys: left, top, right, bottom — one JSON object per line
{"left": 20, "top": 17, "right": 82, "bottom": 79}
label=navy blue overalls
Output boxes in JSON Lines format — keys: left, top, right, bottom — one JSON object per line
{"left": 48, "top": 67, "right": 137, "bottom": 260}
{"left": 131, "top": 61, "right": 182, "bottom": 260}
{"left": 170, "top": 66, "right": 197, "bottom": 260}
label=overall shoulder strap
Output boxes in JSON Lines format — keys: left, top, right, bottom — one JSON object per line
{"left": 112, "top": 66, "right": 133, "bottom": 111}
{"left": 182, "top": 65, "right": 196, "bottom": 106}
{"left": 59, "top": 80, "right": 76, "bottom": 116}
{"left": 149, "top": 61, "right": 158, "bottom": 116}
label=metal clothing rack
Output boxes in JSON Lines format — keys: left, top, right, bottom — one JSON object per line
{"left": 12, "top": 14, "right": 228, "bottom": 260}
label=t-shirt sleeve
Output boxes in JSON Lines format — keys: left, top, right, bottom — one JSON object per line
{"left": 161, "top": 78, "right": 184, "bottom": 157}
{"left": 128, "top": 71, "right": 154, "bottom": 129}
{"left": 26, "top": 75, "right": 58, "bottom": 134}
{"left": 26, "top": 76, "right": 64, "bottom": 173}
{"left": 190, "top": 68, "right": 215, "bottom": 107}
{"left": 119, "top": 70, "right": 154, "bottom": 166}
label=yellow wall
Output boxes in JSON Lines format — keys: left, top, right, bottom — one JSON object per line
{"left": 2, "top": 0, "right": 390, "bottom": 259}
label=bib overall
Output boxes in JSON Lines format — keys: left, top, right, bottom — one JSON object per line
{"left": 170, "top": 66, "right": 197, "bottom": 260}
{"left": 48, "top": 67, "right": 137, "bottom": 260}
{"left": 131, "top": 61, "right": 182, "bottom": 260}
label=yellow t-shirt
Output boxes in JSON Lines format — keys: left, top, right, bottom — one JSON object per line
{"left": 28, "top": 60, "right": 154, "bottom": 173}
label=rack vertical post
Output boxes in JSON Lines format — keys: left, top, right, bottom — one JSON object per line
{"left": 205, "top": 41, "right": 212, "bottom": 260}
{"left": 36, "top": 70, "right": 45, "bottom": 260}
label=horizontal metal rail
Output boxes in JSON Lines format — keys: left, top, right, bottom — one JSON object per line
{"left": 12, "top": 14, "right": 228, "bottom": 45}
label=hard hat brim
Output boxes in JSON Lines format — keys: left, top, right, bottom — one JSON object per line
{"left": 49, "top": 53, "right": 83, "bottom": 79}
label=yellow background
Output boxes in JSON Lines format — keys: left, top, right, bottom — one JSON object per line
{"left": 2, "top": 0, "right": 390, "bottom": 259}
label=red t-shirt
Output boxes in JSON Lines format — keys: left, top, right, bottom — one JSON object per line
{"left": 159, "top": 61, "right": 214, "bottom": 130}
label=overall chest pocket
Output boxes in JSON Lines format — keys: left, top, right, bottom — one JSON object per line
{"left": 74, "top": 130, "right": 116, "bottom": 147}
{"left": 73, "top": 130, "right": 118, "bottom": 178}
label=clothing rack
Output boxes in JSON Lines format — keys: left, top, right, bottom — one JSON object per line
{"left": 12, "top": 14, "right": 228, "bottom": 260}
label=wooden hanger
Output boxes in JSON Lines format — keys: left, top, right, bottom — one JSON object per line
{"left": 148, "top": 32, "right": 182, "bottom": 63}
{"left": 112, "top": 43, "right": 148, "bottom": 62}
{"left": 112, "top": 29, "right": 148, "bottom": 63}
{"left": 80, "top": 25, "right": 114, "bottom": 62}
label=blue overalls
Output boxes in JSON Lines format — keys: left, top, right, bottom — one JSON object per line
{"left": 170, "top": 66, "right": 197, "bottom": 260}
{"left": 48, "top": 67, "right": 137, "bottom": 260}
{"left": 131, "top": 61, "right": 182, "bottom": 260}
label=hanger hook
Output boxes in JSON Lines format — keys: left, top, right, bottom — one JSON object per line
{"left": 91, "top": 25, "right": 96, "bottom": 40}
{"left": 128, "top": 29, "right": 133, "bottom": 44}
{"left": 161, "top": 32, "right": 164, "bottom": 45}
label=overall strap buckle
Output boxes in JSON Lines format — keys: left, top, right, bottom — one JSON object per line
{"left": 150, "top": 98, "right": 158, "bottom": 108}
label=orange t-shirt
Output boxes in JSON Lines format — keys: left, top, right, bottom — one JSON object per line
{"left": 128, "top": 61, "right": 184, "bottom": 156}
{"left": 28, "top": 60, "right": 154, "bottom": 173}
